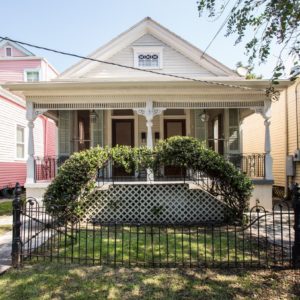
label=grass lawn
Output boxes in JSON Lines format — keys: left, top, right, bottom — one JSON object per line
{"left": 0, "top": 263, "right": 299, "bottom": 300}
{"left": 0, "top": 201, "right": 12, "bottom": 216}
{"left": 0, "top": 225, "right": 12, "bottom": 235}
{"left": 26, "top": 225, "right": 282, "bottom": 268}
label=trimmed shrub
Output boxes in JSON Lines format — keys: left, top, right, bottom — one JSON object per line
{"left": 155, "top": 136, "right": 253, "bottom": 220}
{"left": 44, "top": 137, "right": 252, "bottom": 222}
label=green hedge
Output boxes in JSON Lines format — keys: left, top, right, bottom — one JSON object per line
{"left": 44, "top": 137, "right": 252, "bottom": 222}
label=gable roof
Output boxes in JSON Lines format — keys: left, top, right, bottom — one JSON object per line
{"left": 59, "top": 17, "right": 239, "bottom": 79}
{"left": 0, "top": 38, "right": 35, "bottom": 56}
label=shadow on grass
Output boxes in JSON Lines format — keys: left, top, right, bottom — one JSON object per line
{"left": 0, "top": 263, "right": 299, "bottom": 300}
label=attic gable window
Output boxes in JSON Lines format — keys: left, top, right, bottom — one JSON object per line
{"left": 138, "top": 54, "right": 159, "bottom": 68}
{"left": 5, "top": 47, "right": 12, "bottom": 57}
{"left": 133, "top": 46, "right": 163, "bottom": 69}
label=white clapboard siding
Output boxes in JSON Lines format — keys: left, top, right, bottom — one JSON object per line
{"left": 84, "top": 34, "right": 215, "bottom": 79}
{"left": 0, "top": 97, "right": 44, "bottom": 162}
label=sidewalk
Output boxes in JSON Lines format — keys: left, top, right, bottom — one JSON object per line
{"left": 0, "top": 214, "right": 12, "bottom": 273}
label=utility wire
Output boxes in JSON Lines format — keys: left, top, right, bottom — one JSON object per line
{"left": 0, "top": 36, "right": 264, "bottom": 92}
{"left": 200, "top": 0, "right": 239, "bottom": 59}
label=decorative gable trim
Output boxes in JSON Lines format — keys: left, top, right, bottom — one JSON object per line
{"left": 59, "top": 17, "right": 238, "bottom": 79}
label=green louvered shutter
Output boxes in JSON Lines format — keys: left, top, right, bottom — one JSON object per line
{"left": 58, "top": 111, "right": 71, "bottom": 155}
{"left": 92, "top": 110, "right": 103, "bottom": 147}
{"left": 228, "top": 109, "right": 239, "bottom": 153}
{"left": 194, "top": 110, "right": 207, "bottom": 142}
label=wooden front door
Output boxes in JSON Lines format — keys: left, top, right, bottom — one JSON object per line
{"left": 112, "top": 119, "right": 134, "bottom": 177}
{"left": 164, "top": 120, "right": 186, "bottom": 177}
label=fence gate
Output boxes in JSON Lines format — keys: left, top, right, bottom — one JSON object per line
{"left": 11, "top": 182, "right": 300, "bottom": 269}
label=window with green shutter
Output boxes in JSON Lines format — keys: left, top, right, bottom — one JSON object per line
{"left": 194, "top": 110, "right": 207, "bottom": 142}
{"left": 58, "top": 111, "right": 71, "bottom": 155}
{"left": 92, "top": 110, "right": 103, "bottom": 147}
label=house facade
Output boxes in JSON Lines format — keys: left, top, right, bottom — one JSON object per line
{"left": 0, "top": 39, "right": 58, "bottom": 190}
{"left": 5, "top": 17, "right": 288, "bottom": 209}
{"left": 242, "top": 79, "right": 299, "bottom": 198}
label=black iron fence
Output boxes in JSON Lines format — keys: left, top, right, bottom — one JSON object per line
{"left": 11, "top": 183, "right": 300, "bottom": 269}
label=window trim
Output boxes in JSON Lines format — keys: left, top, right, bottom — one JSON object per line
{"left": 16, "top": 125, "right": 26, "bottom": 161}
{"left": 24, "top": 68, "right": 41, "bottom": 82}
{"left": 133, "top": 46, "right": 163, "bottom": 69}
{"left": 5, "top": 46, "right": 12, "bottom": 57}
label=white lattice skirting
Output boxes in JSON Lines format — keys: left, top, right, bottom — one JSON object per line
{"left": 82, "top": 183, "right": 226, "bottom": 223}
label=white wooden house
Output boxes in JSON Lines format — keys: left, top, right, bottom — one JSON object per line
{"left": 5, "top": 17, "right": 291, "bottom": 209}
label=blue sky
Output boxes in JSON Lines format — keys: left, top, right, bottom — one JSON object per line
{"left": 1, "top": 0, "right": 278, "bottom": 78}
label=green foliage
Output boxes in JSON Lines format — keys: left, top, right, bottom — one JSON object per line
{"left": 44, "top": 146, "right": 109, "bottom": 218}
{"left": 155, "top": 137, "right": 253, "bottom": 220}
{"left": 45, "top": 137, "right": 252, "bottom": 222}
{"left": 198, "top": 0, "right": 300, "bottom": 83}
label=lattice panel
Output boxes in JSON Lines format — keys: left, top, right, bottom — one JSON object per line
{"left": 81, "top": 184, "right": 226, "bottom": 224}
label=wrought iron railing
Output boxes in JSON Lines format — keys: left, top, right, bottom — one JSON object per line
{"left": 34, "top": 153, "right": 265, "bottom": 182}
{"left": 226, "top": 153, "right": 265, "bottom": 178}
{"left": 34, "top": 155, "right": 69, "bottom": 182}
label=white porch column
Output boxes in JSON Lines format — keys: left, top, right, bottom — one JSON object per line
{"left": 254, "top": 100, "right": 273, "bottom": 180}
{"left": 264, "top": 115, "right": 273, "bottom": 180}
{"left": 26, "top": 102, "right": 36, "bottom": 184}
{"left": 25, "top": 102, "right": 48, "bottom": 184}
{"left": 134, "top": 100, "right": 165, "bottom": 181}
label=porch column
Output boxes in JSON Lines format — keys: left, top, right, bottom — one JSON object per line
{"left": 26, "top": 102, "right": 36, "bottom": 184}
{"left": 134, "top": 100, "right": 166, "bottom": 181}
{"left": 255, "top": 100, "right": 273, "bottom": 180}
{"left": 264, "top": 116, "right": 273, "bottom": 180}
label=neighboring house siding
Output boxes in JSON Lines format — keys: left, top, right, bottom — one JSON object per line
{"left": 0, "top": 60, "right": 41, "bottom": 82}
{"left": 44, "top": 118, "right": 57, "bottom": 156}
{"left": 241, "top": 113, "right": 265, "bottom": 154}
{"left": 0, "top": 162, "right": 26, "bottom": 189}
{"left": 271, "top": 93, "right": 287, "bottom": 188}
{"left": 286, "top": 83, "right": 300, "bottom": 184}
{"left": 0, "top": 94, "right": 51, "bottom": 189}
{"left": 242, "top": 81, "right": 300, "bottom": 193}
{"left": 84, "top": 34, "right": 214, "bottom": 80}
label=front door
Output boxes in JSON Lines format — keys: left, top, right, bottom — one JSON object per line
{"left": 164, "top": 120, "right": 186, "bottom": 177}
{"left": 112, "top": 119, "right": 134, "bottom": 177}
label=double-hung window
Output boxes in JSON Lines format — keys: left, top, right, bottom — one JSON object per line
{"left": 24, "top": 69, "right": 40, "bottom": 82}
{"left": 16, "top": 125, "right": 25, "bottom": 159}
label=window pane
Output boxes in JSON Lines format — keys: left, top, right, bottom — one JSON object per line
{"left": 17, "top": 144, "right": 24, "bottom": 158}
{"left": 26, "top": 71, "right": 39, "bottom": 82}
{"left": 6, "top": 48, "right": 12, "bottom": 56}
{"left": 17, "top": 127, "right": 24, "bottom": 143}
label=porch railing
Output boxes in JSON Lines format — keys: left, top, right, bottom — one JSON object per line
{"left": 226, "top": 153, "right": 265, "bottom": 178}
{"left": 33, "top": 153, "right": 265, "bottom": 182}
{"left": 34, "top": 155, "right": 69, "bottom": 182}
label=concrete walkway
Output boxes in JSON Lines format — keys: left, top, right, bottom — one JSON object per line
{"left": 0, "top": 215, "right": 12, "bottom": 273}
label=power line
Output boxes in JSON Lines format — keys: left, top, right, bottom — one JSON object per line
{"left": 200, "top": 0, "right": 239, "bottom": 59}
{"left": 0, "top": 36, "right": 264, "bottom": 92}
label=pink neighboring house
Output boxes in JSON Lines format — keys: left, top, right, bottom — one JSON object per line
{"left": 0, "top": 39, "right": 59, "bottom": 190}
